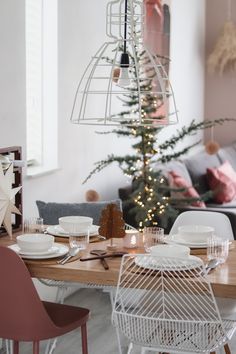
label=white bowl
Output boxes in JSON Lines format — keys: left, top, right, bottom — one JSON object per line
{"left": 178, "top": 225, "right": 214, "bottom": 243}
{"left": 16, "top": 234, "right": 54, "bottom": 252}
{"left": 150, "top": 244, "right": 190, "bottom": 258}
{"left": 59, "top": 216, "right": 93, "bottom": 234}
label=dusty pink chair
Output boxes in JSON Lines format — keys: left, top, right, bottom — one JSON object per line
{"left": 0, "top": 246, "right": 90, "bottom": 354}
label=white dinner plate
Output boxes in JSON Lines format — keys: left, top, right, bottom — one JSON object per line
{"left": 165, "top": 234, "right": 207, "bottom": 248}
{"left": 135, "top": 255, "right": 202, "bottom": 271}
{"left": 8, "top": 243, "right": 69, "bottom": 259}
{"left": 46, "top": 224, "right": 99, "bottom": 237}
{"left": 18, "top": 245, "right": 60, "bottom": 256}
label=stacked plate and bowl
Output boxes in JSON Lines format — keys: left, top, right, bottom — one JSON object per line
{"left": 46, "top": 216, "right": 99, "bottom": 238}
{"left": 165, "top": 225, "right": 214, "bottom": 249}
{"left": 10, "top": 234, "right": 69, "bottom": 259}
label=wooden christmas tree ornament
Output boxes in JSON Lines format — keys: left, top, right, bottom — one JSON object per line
{"left": 98, "top": 203, "right": 126, "bottom": 251}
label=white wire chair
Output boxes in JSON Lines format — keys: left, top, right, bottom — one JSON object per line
{"left": 169, "top": 211, "right": 234, "bottom": 241}
{"left": 112, "top": 254, "right": 236, "bottom": 353}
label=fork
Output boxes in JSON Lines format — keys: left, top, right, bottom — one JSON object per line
{"left": 57, "top": 247, "right": 80, "bottom": 265}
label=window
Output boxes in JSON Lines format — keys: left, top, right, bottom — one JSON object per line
{"left": 26, "top": 0, "right": 58, "bottom": 176}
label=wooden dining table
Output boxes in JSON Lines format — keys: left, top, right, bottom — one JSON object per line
{"left": 1, "top": 234, "right": 236, "bottom": 299}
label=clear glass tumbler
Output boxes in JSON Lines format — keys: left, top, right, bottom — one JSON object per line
{"left": 23, "top": 217, "right": 44, "bottom": 234}
{"left": 69, "top": 225, "right": 90, "bottom": 251}
{"left": 207, "top": 236, "right": 229, "bottom": 264}
{"left": 143, "top": 227, "right": 165, "bottom": 253}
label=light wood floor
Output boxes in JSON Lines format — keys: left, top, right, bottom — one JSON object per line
{"left": 13, "top": 289, "right": 236, "bottom": 353}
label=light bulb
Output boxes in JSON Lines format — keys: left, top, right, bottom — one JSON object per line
{"left": 118, "top": 52, "right": 130, "bottom": 87}
{"left": 118, "top": 67, "right": 130, "bottom": 87}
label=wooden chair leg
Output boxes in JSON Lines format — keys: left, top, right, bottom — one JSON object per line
{"left": 81, "top": 324, "right": 88, "bottom": 354}
{"left": 13, "top": 341, "right": 19, "bottom": 354}
{"left": 224, "top": 343, "right": 231, "bottom": 354}
{"left": 33, "top": 341, "right": 40, "bottom": 354}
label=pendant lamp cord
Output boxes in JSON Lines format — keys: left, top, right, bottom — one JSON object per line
{"left": 124, "top": 0, "right": 128, "bottom": 53}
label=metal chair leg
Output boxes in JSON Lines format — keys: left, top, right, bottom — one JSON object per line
{"left": 115, "top": 327, "right": 123, "bottom": 354}
{"left": 5, "top": 339, "right": 11, "bottom": 354}
{"left": 127, "top": 342, "right": 133, "bottom": 354}
{"left": 140, "top": 347, "right": 146, "bottom": 354}
{"left": 81, "top": 324, "right": 88, "bottom": 354}
{"left": 224, "top": 344, "right": 231, "bottom": 354}
{"left": 13, "top": 341, "right": 19, "bottom": 354}
{"left": 33, "top": 341, "right": 40, "bottom": 354}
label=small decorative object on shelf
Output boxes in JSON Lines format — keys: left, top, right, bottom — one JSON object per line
{"left": 123, "top": 229, "right": 140, "bottom": 249}
{"left": 0, "top": 147, "right": 23, "bottom": 238}
{"left": 85, "top": 189, "right": 100, "bottom": 202}
{"left": 98, "top": 203, "right": 126, "bottom": 251}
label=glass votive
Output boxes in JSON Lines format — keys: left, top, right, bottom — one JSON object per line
{"left": 143, "top": 227, "right": 165, "bottom": 253}
{"left": 123, "top": 230, "right": 140, "bottom": 249}
{"left": 207, "top": 236, "right": 229, "bottom": 264}
{"left": 23, "top": 217, "right": 44, "bottom": 234}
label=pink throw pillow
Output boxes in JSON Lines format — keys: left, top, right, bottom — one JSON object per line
{"left": 169, "top": 171, "right": 206, "bottom": 208}
{"left": 207, "top": 161, "right": 236, "bottom": 204}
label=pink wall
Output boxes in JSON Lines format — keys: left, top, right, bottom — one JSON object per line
{"left": 205, "top": 0, "right": 236, "bottom": 145}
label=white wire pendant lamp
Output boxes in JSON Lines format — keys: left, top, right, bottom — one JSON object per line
{"left": 70, "top": 0, "right": 178, "bottom": 127}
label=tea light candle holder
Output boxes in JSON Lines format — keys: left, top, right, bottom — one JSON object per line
{"left": 123, "top": 230, "right": 140, "bottom": 249}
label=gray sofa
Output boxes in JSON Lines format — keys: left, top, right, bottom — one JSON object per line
{"left": 119, "top": 141, "right": 236, "bottom": 239}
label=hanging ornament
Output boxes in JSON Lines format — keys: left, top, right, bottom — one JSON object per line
{"left": 0, "top": 163, "right": 22, "bottom": 238}
{"left": 207, "top": 0, "right": 236, "bottom": 74}
{"left": 205, "top": 126, "right": 220, "bottom": 155}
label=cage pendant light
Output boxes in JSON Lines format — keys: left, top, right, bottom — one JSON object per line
{"left": 70, "top": 0, "right": 178, "bottom": 127}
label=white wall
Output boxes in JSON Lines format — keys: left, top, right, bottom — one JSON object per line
{"left": 158, "top": 0, "right": 206, "bottom": 151}
{"left": 0, "top": 0, "right": 206, "bottom": 218}
{"left": 0, "top": 0, "right": 26, "bottom": 149}
{"left": 205, "top": 0, "right": 236, "bottom": 145}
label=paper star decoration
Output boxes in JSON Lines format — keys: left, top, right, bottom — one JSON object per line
{"left": 0, "top": 163, "right": 22, "bottom": 238}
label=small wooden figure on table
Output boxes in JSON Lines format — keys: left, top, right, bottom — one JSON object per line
{"left": 98, "top": 203, "right": 126, "bottom": 251}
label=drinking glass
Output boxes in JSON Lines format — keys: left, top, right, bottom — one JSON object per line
{"left": 143, "top": 227, "right": 165, "bottom": 252}
{"left": 23, "top": 217, "right": 44, "bottom": 234}
{"left": 207, "top": 236, "right": 229, "bottom": 264}
{"left": 69, "top": 225, "right": 90, "bottom": 251}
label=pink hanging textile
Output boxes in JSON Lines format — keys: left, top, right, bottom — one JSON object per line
{"left": 144, "top": 0, "right": 163, "bottom": 55}
{"left": 144, "top": 0, "right": 170, "bottom": 121}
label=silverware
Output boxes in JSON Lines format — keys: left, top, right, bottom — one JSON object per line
{"left": 90, "top": 250, "right": 109, "bottom": 270}
{"left": 205, "top": 258, "right": 221, "bottom": 274}
{"left": 57, "top": 248, "right": 80, "bottom": 265}
{"left": 80, "top": 251, "right": 127, "bottom": 262}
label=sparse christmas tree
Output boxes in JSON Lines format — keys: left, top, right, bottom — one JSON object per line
{"left": 84, "top": 118, "right": 234, "bottom": 229}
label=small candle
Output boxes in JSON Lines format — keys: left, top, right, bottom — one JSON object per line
{"left": 123, "top": 230, "right": 139, "bottom": 249}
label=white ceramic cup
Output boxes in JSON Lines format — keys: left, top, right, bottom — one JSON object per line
{"left": 59, "top": 216, "right": 93, "bottom": 234}
{"left": 178, "top": 225, "right": 214, "bottom": 243}
{"left": 150, "top": 244, "right": 190, "bottom": 258}
{"left": 17, "top": 234, "right": 54, "bottom": 252}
